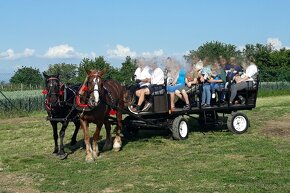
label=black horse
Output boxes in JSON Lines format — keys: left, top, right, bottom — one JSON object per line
{"left": 43, "top": 73, "right": 80, "bottom": 159}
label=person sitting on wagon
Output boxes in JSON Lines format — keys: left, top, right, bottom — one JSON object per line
{"left": 166, "top": 59, "right": 190, "bottom": 111}
{"left": 219, "top": 56, "right": 229, "bottom": 70}
{"left": 128, "top": 62, "right": 164, "bottom": 114}
{"left": 134, "top": 58, "right": 151, "bottom": 88}
{"left": 128, "top": 58, "right": 151, "bottom": 112}
{"left": 175, "top": 62, "right": 199, "bottom": 107}
{"left": 186, "top": 59, "right": 200, "bottom": 93}
{"left": 229, "top": 60, "right": 258, "bottom": 105}
{"left": 130, "top": 57, "right": 151, "bottom": 94}
{"left": 227, "top": 57, "right": 243, "bottom": 81}
{"left": 209, "top": 60, "right": 226, "bottom": 103}
{"left": 199, "top": 58, "right": 212, "bottom": 107}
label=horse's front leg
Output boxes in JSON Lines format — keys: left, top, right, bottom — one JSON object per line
{"left": 71, "top": 120, "right": 80, "bottom": 146}
{"left": 50, "top": 121, "right": 58, "bottom": 154}
{"left": 80, "top": 119, "right": 94, "bottom": 162}
{"left": 92, "top": 122, "right": 102, "bottom": 159}
{"left": 113, "top": 111, "right": 122, "bottom": 151}
{"left": 58, "top": 121, "right": 69, "bottom": 160}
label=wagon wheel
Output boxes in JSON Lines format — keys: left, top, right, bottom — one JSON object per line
{"left": 227, "top": 111, "right": 249, "bottom": 134}
{"left": 171, "top": 116, "right": 188, "bottom": 140}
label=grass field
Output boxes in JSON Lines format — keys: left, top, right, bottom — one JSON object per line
{"left": 0, "top": 96, "right": 290, "bottom": 193}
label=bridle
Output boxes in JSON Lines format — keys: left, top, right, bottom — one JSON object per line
{"left": 78, "top": 72, "right": 103, "bottom": 107}
{"left": 42, "top": 77, "right": 64, "bottom": 110}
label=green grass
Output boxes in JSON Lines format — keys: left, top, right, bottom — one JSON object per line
{"left": 258, "top": 89, "right": 290, "bottom": 97}
{"left": 0, "top": 96, "right": 290, "bottom": 192}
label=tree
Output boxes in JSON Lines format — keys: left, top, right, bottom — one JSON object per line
{"left": 242, "top": 44, "right": 272, "bottom": 81}
{"left": 185, "top": 41, "right": 241, "bottom": 62}
{"left": 269, "top": 49, "right": 290, "bottom": 81}
{"left": 77, "top": 56, "right": 116, "bottom": 82}
{"left": 45, "top": 63, "right": 78, "bottom": 84}
{"left": 118, "top": 56, "right": 137, "bottom": 85}
{"left": 10, "top": 66, "right": 43, "bottom": 86}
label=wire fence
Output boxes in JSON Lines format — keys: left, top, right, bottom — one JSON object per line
{"left": 259, "top": 82, "right": 290, "bottom": 90}
{"left": 0, "top": 83, "right": 43, "bottom": 91}
{"left": 0, "top": 89, "right": 45, "bottom": 115}
{"left": 0, "top": 96, "right": 45, "bottom": 112}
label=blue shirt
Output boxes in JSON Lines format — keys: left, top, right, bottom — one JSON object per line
{"left": 176, "top": 69, "right": 186, "bottom": 85}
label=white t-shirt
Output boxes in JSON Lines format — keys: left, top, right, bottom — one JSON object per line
{"left": 151, "top": 68, "right": 164, "bottom": 85}
{"left": 134, "top": 66, "right": 151, "bottom": 87}
{"left": 245, "top": 63, "right": 258, "bottom": 81}
{"left": 134, "top": 67, "right": 142, "bottom": 79}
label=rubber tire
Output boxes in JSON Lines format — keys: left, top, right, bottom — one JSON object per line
{"left": 227, "top": 112, "right": 249, "bottom": 134}
{"left": 171, "top": 116, "right": 188, "bottom": 140}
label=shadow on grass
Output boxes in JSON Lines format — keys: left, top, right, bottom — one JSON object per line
{"left": 187, "top": 115, "right": 230, "bottom": 134}
{"left": 62, "top": 114, "right": 231, "bottom": 158}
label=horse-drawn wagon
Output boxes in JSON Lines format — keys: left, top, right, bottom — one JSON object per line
{"left": 43, "top": 70, "right": 259, "bottom": 161}
{"left": 122, "top": 75, "right": 259, "bottom": 140}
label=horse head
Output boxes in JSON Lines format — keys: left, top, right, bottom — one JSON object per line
{"left": 43, "top": 72, "right": 64, "bottom": 108}
{"left": 79, "top": 69, "right": 105, "bottom": 107}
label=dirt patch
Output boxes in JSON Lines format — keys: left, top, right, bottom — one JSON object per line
{"left": 261, "top": 116, "right": 290, "bottom": 139}
{"left": 0, "top": 172, "right": 40, "bottom": 193}
{"left": 0, "top": 172, "right": 68, "bottom": 193}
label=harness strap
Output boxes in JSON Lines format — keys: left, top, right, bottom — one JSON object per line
{"left": 103, "top": 86, "right": 116, "bottom": 106}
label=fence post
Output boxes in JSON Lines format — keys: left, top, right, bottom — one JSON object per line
{"left": 28, "top": 97, "right": 31, "bottom": 112}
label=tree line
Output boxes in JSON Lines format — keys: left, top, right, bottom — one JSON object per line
{"left": 7, "top": 41, "right": 290, "bottom": 87}
{"left": 8, "top": 56, "right": 138, "bottom": 87}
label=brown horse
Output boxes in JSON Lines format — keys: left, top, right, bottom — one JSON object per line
{"left": 77, "top": 69, "right": 131, "bottom": 162}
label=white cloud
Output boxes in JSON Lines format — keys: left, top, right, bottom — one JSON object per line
{"left": 0, "top": 48, "right": 35, "bottom": 60}
{"left": 23, "top": 48, "right": 35, "bottom": 56}
{"left": 266, "top": 37, "right": 290, "bottom": 50}
{"left": 141, "top": 49, "right": 164, "bottom": 58}
{"left": 106, "top": 44, "right": 166, "bottom": 60}
{"left": 267, "top": 38, "right": 283, "bottom": 50}
{"left": 43, "top": 44, "right": 96, "bottom": 59}
{"left": 43, "top": 44, "right": 75, "bottom": 58}
{"left": 107, "top": 44, "right": 137, "bottom": 58}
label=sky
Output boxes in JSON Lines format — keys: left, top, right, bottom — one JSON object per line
{"left": 1, "top": 0, "right": 290, "bottom": 81}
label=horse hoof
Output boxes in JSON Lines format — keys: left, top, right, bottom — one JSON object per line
{"left": 113, "top": 141, "right": 122, "bottom": 152}
{"left": 85, "top": 157, "right": 94, "bottom": 163}
{"left": 59, "top": 153, "right": 68, "bottom": 160}
{"left": 92, "top": 152, "right": 99, "bottom": 160}
{"left": 70, "top": 140, "right": 77, "bottom": 146}
{"left": 85, "top": 153, "right": 95, "bottom": 163}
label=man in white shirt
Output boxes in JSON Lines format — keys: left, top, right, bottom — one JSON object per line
{"left": 134, "top": 58, "right": 151, "bottom": 88}
{"left": 129, "top": 62, "right": 164, "bottom": 114}
{"left": 229, "top": 62, "right": 258, "bottom": 104}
